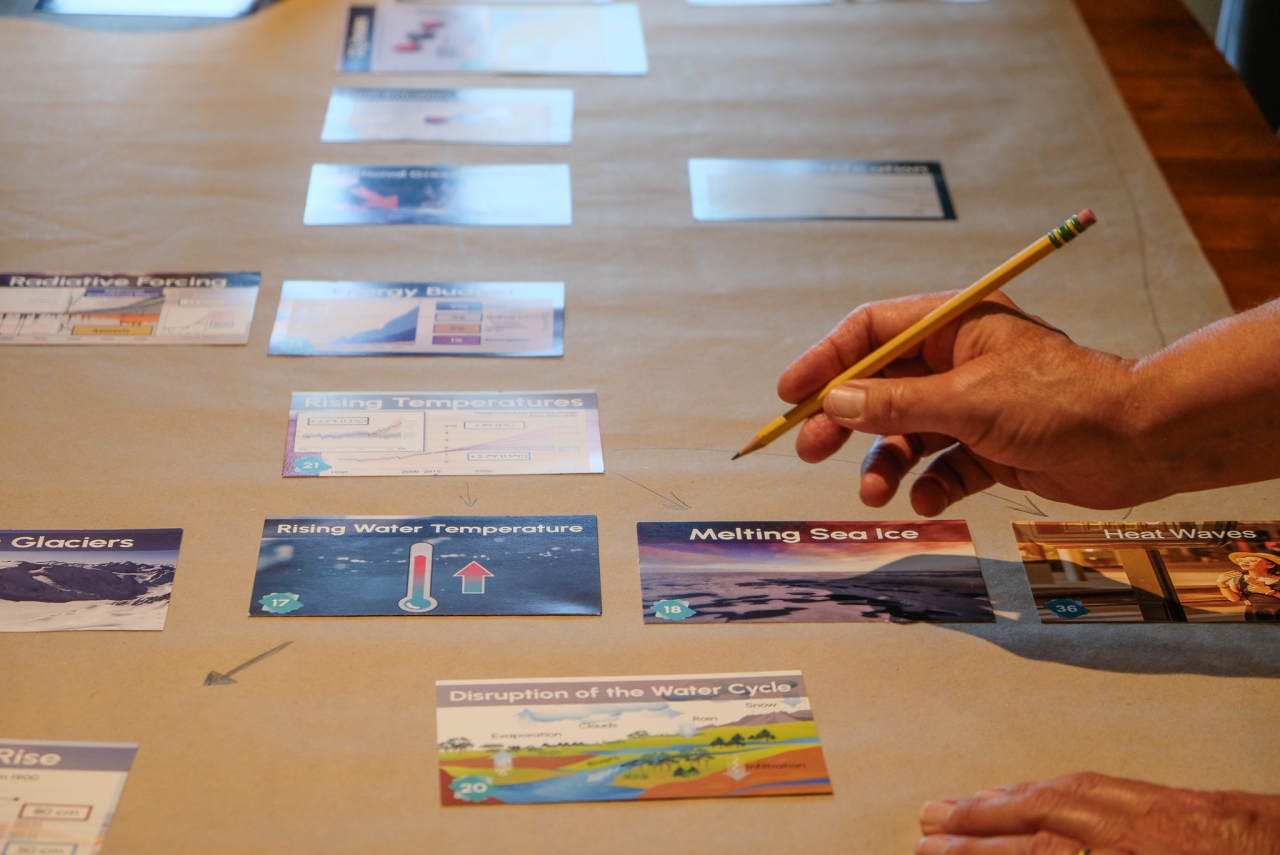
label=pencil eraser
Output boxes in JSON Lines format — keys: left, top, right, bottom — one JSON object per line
{"left": 1076, "top": 209, "right": 1097, "bottom": 229}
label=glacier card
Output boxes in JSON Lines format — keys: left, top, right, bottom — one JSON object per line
{"left": 283, "top": 391, "right": 604, "bottom": 477}
{"left": 436, "top": 671, "right": 832, "bottom": 805}
{"left": 269, "top": 281, "right": 563, "bottom": 357}
{"left": 688, "top": 159, "right": 955, "bottom": 221}
{"left": 0, "top": 529, "right": 183, "bottom": 632}
{"left": 639, "top": 520, "right": 992, "bottom": 624}
{"left": 250, "top": 515, "right": 600, "bottom": 617}
{"left": 303, "top": 164, "right": 572, "bottom": 226}
{"left": 321, "top": 87, "right": 574, "bottom": 145}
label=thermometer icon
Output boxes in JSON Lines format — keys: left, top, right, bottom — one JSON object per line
{"left": 398, "top": 542, "right": 439, "bottom": 613}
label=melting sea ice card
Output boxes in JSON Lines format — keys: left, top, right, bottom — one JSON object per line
{"left": 251, "top": 516, "right": 600, "bottom": 616}
{"left": 0, "top": 529, "right": 183, "bottom": 631}
{"left": 638, "top": 521, "right": 992, "bottom": 623}
{"left": 436, "top": 671, "right": 832, "bottom": 805}
{"left": 321, "top": 88, "right": 574, "bottom": 145}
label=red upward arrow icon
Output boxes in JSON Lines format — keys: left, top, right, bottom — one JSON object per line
{"left": 454, "top": 561, "right": 494, "bottom": 594}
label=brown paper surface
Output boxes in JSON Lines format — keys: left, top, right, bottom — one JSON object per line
{"left": 0, "top": 0, "right": 1277, "bottom": 852}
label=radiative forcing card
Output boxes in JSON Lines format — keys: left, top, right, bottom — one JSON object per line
{"left": 1015, "top": 521, "right": 1280, "bottom": 623}
{"left": 688, "top": 160, "right": 955, "bottom": 221}
{"left": 0, "top": 739, "right": 137, "bottom": 855}
{"left": 0, "top": 272, "right": 259, "bottom": 344}
{"left": 283, "top": 391, "right": 604, "bottom": 477}
{"left": 251, "top": 516, "right": 600, "bottom": 617}
{"left": 269, "top": 281, "right": 563, "bottom": 357}
{"left": 639, "top": 521, "right": 992, "bottom": 624}
{"left": 339, "top": 5, "right": 648, "bottom": 75}
{"left": 303, "top": 164, "right": 572, "bottom": 226}
{"left": 322, "top": 87, "right": 574, "bottom": 144}
{"left": 436, "top": 671, "right": 832, "bottom": 805}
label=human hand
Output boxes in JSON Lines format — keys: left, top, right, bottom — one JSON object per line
{"left": 915, "top": 771, "right": 1280, "bottom": 854}
{"left": 776, "top": 292, "right": 1150, "bottom": 515}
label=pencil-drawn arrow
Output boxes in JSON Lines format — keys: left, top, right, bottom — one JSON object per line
{"left": 204, "top": 641, "right": 292, "bottom": 686}
{"left": 455, "top": 561, "right": 494, "bottom": 594}
{"left": 619, "top": 475, "right": 691, "bottom": 510}
{"left": 983, "top": 491, "right": 1048, "bottom": 517}
{"left": 460, "top": 483, "right": 480, "bottom": 508}
{"left": 1121, "top": 507, "right": 1134, "bottom": 520}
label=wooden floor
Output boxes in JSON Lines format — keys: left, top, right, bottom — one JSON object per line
{"left": 1073, "top": 0, "right": 1280, "bottom": 311}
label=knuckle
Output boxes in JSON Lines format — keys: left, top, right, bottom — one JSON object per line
{"left": 1026, "top": 831, "right": 1068, "bottom": 855}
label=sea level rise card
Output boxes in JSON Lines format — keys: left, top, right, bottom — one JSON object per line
{"left": 688, "top": 160, "right": 955, "bottom": 221}
{"left": 322, "top": 87, "right": 574, "bottom": 144}
{"left": 303, "top": 164, "right": 571, "bottom": 226}
{"left": 639, "top": 520, "right": 992, "bottom": 623}
{"left": 0, "top": 530, "right": 183, "bottom": 632}
{"left": 0, "top": 740, "right": 137, "bottom": 855}
{"left": 251, "top": 516, "right": 600, "bottom": 617}
{"left": 0, "top": 272, "right": 259, "bottom": 344}
{"left": 283, "top": 391, "right": 604, "bottom": 477}
{"left": 1015, "top": 521, "right": 1280, "bottom": 623}
{"left": 436, "top": 671, "right": 832, "bottom": 805}
{"left": 269, "top": 281, "right": 563, "bottom": 357}
{"left": 339, "top": 5, "right": 648, "bottom": 76}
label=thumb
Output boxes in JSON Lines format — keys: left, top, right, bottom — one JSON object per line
{"left": 823, "top": 370, "right": 987, "bottom": 443}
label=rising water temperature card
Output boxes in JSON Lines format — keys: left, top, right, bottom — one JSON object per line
{"left": 0, "top": 740, "right": 137, "bottom": 855}
{"left": 269, "top": 281, "right": 563, "bottom": 356}
{"left": 436, "top": 671, "right": 832, "bottom": 805}
{"left": 638, "top": 520, "right": 992, "bottom": 624}
{"left": 0, "top": 272, "right": 259, "bottom": 344}
{"left": 321, "top": 87, "right": 574, "bottom": 145}
{"left": 250, "top": 515, "right": 600, "bottom": 617}
{"left": 283, "top": 391, "right": 603, "bottom": 477}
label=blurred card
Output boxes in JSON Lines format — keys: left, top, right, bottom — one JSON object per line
{"left": 0, "top": 272, "right": 258, "bottom": 345}
{"left": 688, "top": 159, "right": 955, "bottom": 221}
{"left": 639, "top": 520, "right": 991, "bottom": 623}
{"left": 283, "top": 391, "right": 603, "bottom": 477}
{"left": 0, "top": 740, "right": 136, "bottom": 853}
{"left": 1015, "top": 521, "right": 1280, "bottom": 623}
{"left": 270, "top": 281, "right": 563, "bottom": 356}
{"left": 38, "top": 0, "right": 256, "bottom": 14}
{"left": 0, "top": 529, "right": 183, "bottom": 632}
{"left": 250, "top": 515, "right": 600, "bottom": 617}
{"left": 437, "top": 671, "right": 832, "bottom": 804}
{"left": 688, "top": 0, "right": 827, "bottom": 6}
{"left": 321, "top": 87, "right": 574, "bottom": 144}
{"left": 303, "top": 164, "right": 571, "bottom": 226}
{"left": 339, "top": 5, "right": 648, "bottom": 75}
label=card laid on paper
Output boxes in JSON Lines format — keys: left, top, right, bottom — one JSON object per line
{"left": 688, "top": 0, "right": 827, "bottom": 7}
{"left": 283, "top": 392, "right": 603, "bottom": 477}
{"left": 0, "top": 740, "right": 137, "bottom": 853}
{"left": 339, "top": 5, "right": 648, "bottom": 75}
{"left": 303, "top": 164, "right": 572, "bottom": 226}
{"left": 0, "top": 272, "right": 259, "bottom": 344}
{"left": 436, "top": 671, "right": 832, "bottom": 805}
{"left": 1014, "top": 521, "right": 1280, "bottom": 623}
{"left": 639, "top": 521, "right": 991, "bottom": 623}
{"left": 0, "top": 529, "right": 183, "bottom": 632}
{"left": 322, "top": 87, "right": 574, "bottom": 144}
{"left": 688, "top": 160, "right": 955, "bottom": 221}
{"left": 269, "top": 281, "right": 563, "bottom": 357}
{"left": 250, "top": 515, "right": 600, "bottom": 617}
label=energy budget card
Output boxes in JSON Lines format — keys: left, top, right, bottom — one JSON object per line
{"left": 339, "top": 5, "right": 648, "bottom": 75}
{"left": 269, "top": 281, "right": 563, "bottom": 357}
{"left": 688, "top": 159, "right": 956, "bottom": 221}
{"left": 321, "top": 87, "right": 574, "bottom": 144}
{"left": 303, "top": 164, "right": 571, "bottom": 226}
{"left": 0, "top": 529, "right": 183, "bottom": 632}
{"left": 639, "top": 520, "right": 993, "bottom": 624}
{"left": 1015, "top": 520, "right": 1280, "bottom": 623}
{"left": 283, "top": 391, "right": 604, "bottom": 477}
{"left": 436, "top": 671, "right": 832, "bottom": 805}
{"left": 0, "top": 740, "right": 137, "bottom": 855}
{"left": 0, "top": 272, "right": 259, "bottom": 344}
{"left": 251, "top": 515, "right": 600, "bottom": 617}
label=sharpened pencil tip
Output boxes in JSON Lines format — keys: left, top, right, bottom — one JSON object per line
{"left": 731, "top": 453, "right": 740, "bottom": 460}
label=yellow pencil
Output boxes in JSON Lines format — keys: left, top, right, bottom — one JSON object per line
{"left": 733, "top": 209, "right": 1097, "bottom": 460}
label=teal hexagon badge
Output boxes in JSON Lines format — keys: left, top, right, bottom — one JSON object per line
{"left": 449, "top": 775, "right": 495, "bottom": 803}
{"left": 259, "top": 592, "right": 303, "bottom": 614}
{"left": 651, "top": 598, "right": 696, "bottom": 621}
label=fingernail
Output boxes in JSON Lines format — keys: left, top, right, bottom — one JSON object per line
{"left": 919, "top": 800, "right": 956, "bottom": 833}
{"left": 826, "top": 386, "right": 866, "bottom": 420}
{"left": 915, "top": 836, "right": 952, "bottom": 855}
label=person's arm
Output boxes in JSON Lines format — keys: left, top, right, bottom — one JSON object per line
{"left": 776, "top": 294, "right": 1280, "bottom": 515}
